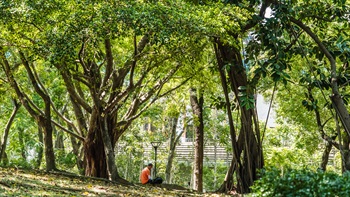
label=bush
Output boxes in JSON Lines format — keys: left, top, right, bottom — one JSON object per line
{"left": 251, "top": 168, "right": 350, "bottom": 197}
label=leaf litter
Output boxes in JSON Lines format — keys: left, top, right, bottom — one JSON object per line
{"left": 0, "top": 167, "right": 232, "bottom": 197}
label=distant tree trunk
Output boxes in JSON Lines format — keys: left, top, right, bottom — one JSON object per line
{"left": 165, "top": 116, "right": 179, "bottom": 183}
{"left": 18, "top": 128, "right": 26, "bottom": 160}
{"left": 54, "top": 126, "right": 65, "bottom": 150}
{"left": 213, "top": 141, "right": 217, "bottom": 189}
{"left": 55, "top": 106, "right": 67, "bottom": 151}
{"left": 0, "top": 99, "right": 20, "bottom": 163}
{"left": 68, "top": 94, "right": 86, "bottom": 174}
{"left": 307, "top": 87, "right": 333, "bottom": 172}
{"left": 320, "top": 141, "right": 332, "bottom": 171}
{"left": 70, "top": 134, "right": 84, "bottom": 174}
{"left": 190, "top": 88, "right": 204, "bottom": 193}
{"left": 35, "top": 126, "right": 44, "bottom": 169}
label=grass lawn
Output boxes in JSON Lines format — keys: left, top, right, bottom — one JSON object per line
{"left": 0, "top": 167, "right": 231, "bottom": 197}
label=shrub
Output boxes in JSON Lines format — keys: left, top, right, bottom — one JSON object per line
{"left": 251, "top": 168, "right": 350, "bottom": 197}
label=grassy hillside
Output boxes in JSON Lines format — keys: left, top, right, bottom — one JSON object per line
{"left": 0, "top": 167, "right": 230, "bottom": 197}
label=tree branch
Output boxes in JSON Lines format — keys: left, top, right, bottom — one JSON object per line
{"left": 19, "top": 51, "right": 49, "bottom": 101}
{"left": 0, "top": 99, "right": 20, "bottom": 161}
{"left": 105, "top": 59, "right": 161, "bottom": 113}
{"left": 0, "top": 48, "right": 39, "bottom": 118}
{"left": 117, "top": 66, "right": 188, "bottom": 129}
{"left": 28, "top": 62, "right": 82, "bottom": 135}
{"left": 51, "top": 119, "right": 85, "bottom": 141}
{"left": 78, "top": 38, "right": 89, "bottom": 73}
{"left": 290, "top": 17, "right": 350, "bottom": 137}
{"left": 289, "top": 17, "right": 336, "bottom": 68}
{"left": 130, "top": 35, "right": 137, "bottom": 88}
{"left": 110, "top": 33, "right": 150, "bottom": 99}
{"left": 60, "top": 67, "right": 92, "bottom": 113}
{"left": 241, "top": 0, "right": 270, "bottom": 32}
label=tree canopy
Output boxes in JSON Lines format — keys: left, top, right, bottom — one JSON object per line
{"left": 0, "top": 0, "right": 350, "bottom": 195}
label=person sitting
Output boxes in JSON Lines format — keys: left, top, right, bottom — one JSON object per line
{"left": 140, "top": 163, "right": 163, "bottom": 184}
{"left": 140, "top": 163, "right": 153, "bottom": 184}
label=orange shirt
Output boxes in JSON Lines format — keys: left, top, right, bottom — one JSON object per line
{"left": 140, "top": 167, "right": 151, "bottom": 184}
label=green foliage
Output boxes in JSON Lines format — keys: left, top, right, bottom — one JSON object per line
{"left": 55, "top": 150, "right": 76, "bottom": 170}
{"left": 5, "top": 114, "right": 39, "bottom": 167}
{"left": 203, "top": 161, "right": 227, "bottom": 191}
{"left": 251, "top": 168, "right": 350, "bottom": 197}
{"left": 263, "top": 124, "right": 322, "bottom": 172}
{"left": 238, "top": 85, "right": 255, "bottom": 110}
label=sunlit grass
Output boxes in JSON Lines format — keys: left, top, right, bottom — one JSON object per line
{"left": 0, "top": 167, "right": 230, "bottom": 196}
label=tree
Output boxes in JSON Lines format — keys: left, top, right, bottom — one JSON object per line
{"left": 211, "top": 1, "right": 271, "bottom": 192}
{"left": 0, "top": 99, "right": 20, "bottom": 163}
{"left": 0, "top": 1, "right": 205, "bottom": 180}
{"left": 190, "top": 88, "right": 204, "bottom": 192}
{"left": 0, "top": 49, "right": 57, "bottom": 171}
{"left": 252, "top": 0, "right": 350, "bottom": 172}
{"left": 164, "top": 101, "right": 185, "bottom": 184}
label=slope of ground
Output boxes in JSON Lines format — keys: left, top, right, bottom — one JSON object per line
{"left": 0, "top": 167, "right": 231, "bottom": 197}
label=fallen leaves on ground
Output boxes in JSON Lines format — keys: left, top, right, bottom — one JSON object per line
{"left": 0, "top": 167, "right": 232, "bottom": 197}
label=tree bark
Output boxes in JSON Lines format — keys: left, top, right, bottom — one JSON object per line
{"left": 70, "top": 134, "right": 84, "bottom": 174}
{"left": 165, "top": 116, "right": 179, "bottom": 184}
{"left": 214, "top": 39, "right": 263, "bottom": 193}
{"left": 35, "top": 126, "right": 44, "bottom": 169}
{"left": 100, "top": 115, "right": 119, "bottom": 181}
{"left": 0, "top": 99, "right": 20, "bottom": 163}
{"left": 54, "top": 126, "right": 65, "bottom": 150}
{"left": 320, "top": 141, "right": 332, "bottom": 171}
{"left": 19, "top": 51, "right": 56, "bottom": 171}
{"left": 84, "top": 109, "right": 126, "bottom": 182}
{"left": 84, "top": 109, "right": 108, "bottom": 178}
{"left": 18, "top": 128, "right": 26, "bottom": 160}
{"left": 1, "top": 48, "right": 56, "bottom": 171}
{"left": 190, "top": 88, "right": 204, "bottom": 193}
{"left": 307, "top": 87, "right": 334, "bottom": 172}
{"left": 38, "top": 115, "right": 56, "bottom": 171}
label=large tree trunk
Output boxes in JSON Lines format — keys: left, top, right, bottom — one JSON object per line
{"left": 100, "top": 115, "right": 119, "bottom": 181}
{"left": 38, "top": 115, "right": 56, "bottom": 171}
{"left": 214, "top": 39, "right": 263, "bottom": 193}
{"left": 84, "top": 111, "right": 123, "bottom": 182}
{"left": 190, "top": 88, "right": 204, "bottom": 193}
{"left": 84, "top": 137, "right": 107, "bottom": 178}
{"left": 0, "top": 99, "right": 20, "bottom": 163}
{"left": 84, "top": 110, "right": 108, "bottom": 178}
